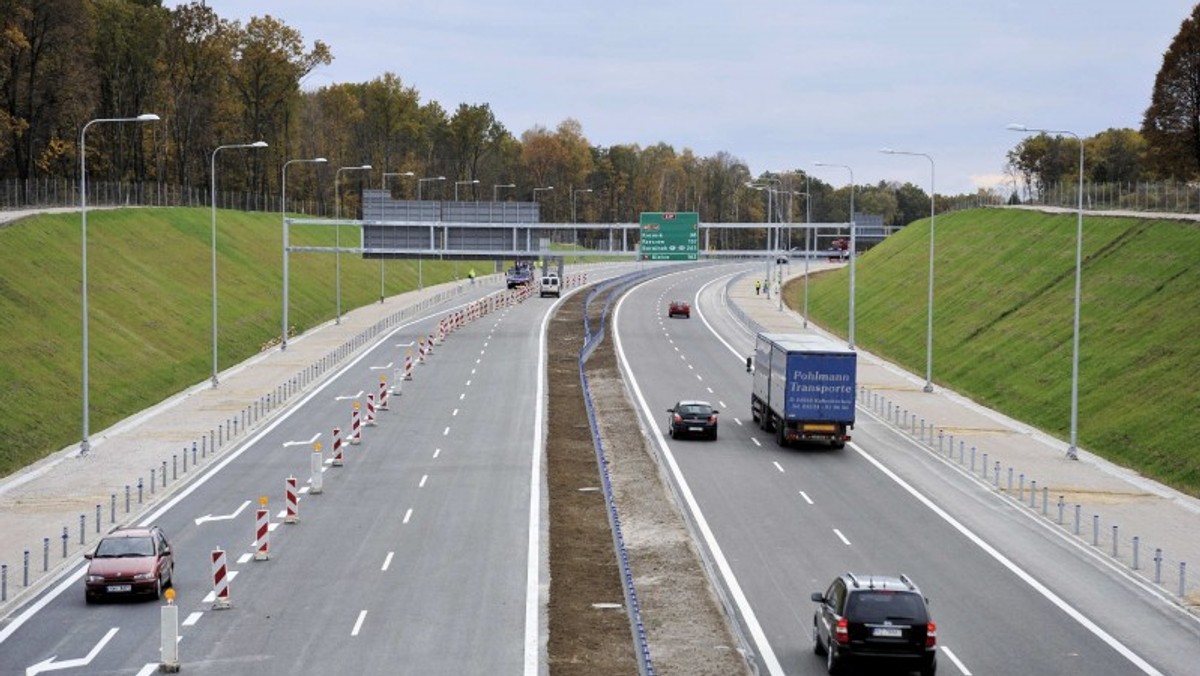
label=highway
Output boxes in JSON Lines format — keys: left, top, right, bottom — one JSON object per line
{"left": 0, "top": 283, "right": 557, "bottom": 676}
{"left": 613, "top": 263, "right": 1200, "bottom": 675}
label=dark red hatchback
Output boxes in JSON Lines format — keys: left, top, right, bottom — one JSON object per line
{"left": 84, "top": 526, "right": 174, "bottom": 602}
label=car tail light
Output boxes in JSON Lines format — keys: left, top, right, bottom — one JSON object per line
{"left": 834, "top": 617, "right": 849, "bottom": 645}
{"left": 673, "top": 414, "right": 683, "bottom": 423}
{"left": 925, "top": 621, "right": 937, "bottom": 647}
{"left": 708, "top": 414, "right": 717, "bottom": 424}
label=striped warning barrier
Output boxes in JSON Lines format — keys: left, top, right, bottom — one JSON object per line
{"left": 331, "top": 426, "right": 344, "bottom": 466}
{"left": 254, "top": 504, "right": 269, "bottom": 561}
{"left": 365, "top": 394, "right": 377, "bottom": 426}
{"left": 211, "top": 548, "right": 231, "bottom": 609}
{"left": 378, "top": 376, "right": 389, "bottom": 410}
{"left": 403, "top": 351, "right": 414, "bottom": 380}
{"left": 426, "top": 334, "right": 434, "bottom": 355}
{"left": 350, "top": 402, "right": 362, "bottom": 445}
{"left": 284, "top": 476, "right": 298, "bottom": 523}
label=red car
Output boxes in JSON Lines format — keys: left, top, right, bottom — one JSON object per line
{"left": 668, "top": 300, "right": 690, "bottom": 318}
{"left": 84, "top": 526, "right": 174, "bottom": 602}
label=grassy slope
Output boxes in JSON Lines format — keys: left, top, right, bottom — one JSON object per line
{"left": 0, "top": 207, "right": 473, "bottom": 476}
{"left": 791, "top": 208, "right": 1200, "bottom": 495}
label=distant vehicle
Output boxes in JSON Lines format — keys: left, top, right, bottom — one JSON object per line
{"left": 668, "top": 299, "right": 691, "bottom": 318}
{"left": 811, "top": 572, "right": 937, "bottom": 675}
{"left": 540, "top": 274, "right": 561, "bottom": 298}
{"left": 667, "top": 400, "right": 718, "bottom": 440}
{"left": 506, "top": 262, "right": 533, "bottom": 289}
{"left": 827, "top": 238, "right": 850, "bottom": 262}
{"left": 751, "top": 333, "right": 856, "bottom": 449}
{"left": 777, "top": 254, "right": 789, "bottom": 264}
{"left": 84, "top": 526, "right": 174, "bottom": 602}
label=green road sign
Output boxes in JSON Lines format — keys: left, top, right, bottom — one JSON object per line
{"left": 639, "top": 212, "right": 699, "bottom": 261}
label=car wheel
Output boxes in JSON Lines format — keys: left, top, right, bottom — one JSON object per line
{"left": 812, "top": 622, "right": 826, "bottom": 656}
{"left": 709, "top": 429, "right": 718, "bottom": 441}
{"left": 776, "top": 421, "right": 788, "bottom": 447}
{"left": 153, "top": 576, "right": 163, "bottom": 600}
{"left": 85, "top": 592, "right": 97, "bottom": 605}
{"left": 165, "top": 563, "right": 174, "bottom": 589}
{"left": 920, "top": 655, "right": 937, "bottom": 676}
{"left": 826, "top": 643, "right": 842, "bottom": 675}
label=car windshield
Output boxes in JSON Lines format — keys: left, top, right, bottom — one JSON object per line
{"left": 679, "top": 404, "right": 712, "bottom": 415}
{"left": 846, "top": 591, "right": 926, "bottom": 624}
{"left": 94, "top": 536, "right": 155, "bottom": 558}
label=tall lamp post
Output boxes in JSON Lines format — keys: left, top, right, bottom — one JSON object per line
{"left": 814, "top": 162, "right": 856, "bottom": 348}
{"left": 417, "top": 176, "right": 444, "bottom": 201}
{"left": 454, "top": 179, "right": 479, "bottom": 201}
{"left": 209, "top": 140, "right": 267, "bottom": 388}
{"left": 882, "top": 148, "right": 936, "bottom": 393}
{"left": 333, "top": 164, "right": 372, "bottom": 322}
{"left": 79, "top": 113, "right": 159, "bottom": 456}
{"left": 802, "top": 173, "right": 812, "bottom": 327}
{"left": 415, "top": 176, "right": 445, "bottom": 291}
{"left": 493, "top": 183, "right": 516, "bottom": 200}
{"left": 281, "top": 156, "right": 327, "bottom": 351}
{"left": 1008, "top": 123, "right": 1085, "bottom": 460}
{"left": 533, "top": 186, "right": 554, "bottom": 234}
{"left": 572, "top": 188, "right": 592, "bottom": 247}
{"left": 378, "top": 171, "right": 413, "bottom": 304}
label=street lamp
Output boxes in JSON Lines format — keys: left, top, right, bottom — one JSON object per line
{"left": 493, "top": 183, "right": 516, "bottom": 201}
{"left": 454, "top": 179, "right": 479, "bottom": 201}
{"left": 209, "top": 140, "right": 267, "bottom": 388}
{"left": 814, "top": 162, "right": 856, "bottom": 349}
{"left": 417, "top": 175, "right": 445, "bottom": 201}
{"left": 79, "top": 113, "right": 159, "bottom": 456}
{"left": 379, "top": 171, "right": 414, "bottom": 304}
{"left": 882, "top": 147, "right": 936, "bottom": 393}
{"left": 1008, "top": 123, "right": 1085, "bottom": 460}
{"left": 802, "top": 173, "right": 812, "bottom": 327}
{"left": 571, "top": 188, "right": 592, "bottom": 222}
{"left": 334, "top": 164, "right": 372, "bottom": 323}
{"left": 281, "top": 156, "right": 328, "bottom": 351}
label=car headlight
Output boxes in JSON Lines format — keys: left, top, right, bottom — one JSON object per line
{"left": 133, "top": 572, "right": 156, "bottom": 581}
{"left": 86, "top": 575, "right": 105, "bottom": 583}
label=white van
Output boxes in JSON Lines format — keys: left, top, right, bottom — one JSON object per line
{"left": 540, "top": 275, "right": 561, "bottom": 298}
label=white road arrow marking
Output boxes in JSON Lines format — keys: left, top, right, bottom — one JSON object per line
{"left": 26, "top": 626, "right": 118, "bottom": 676}
{"left": 194, "top": 500, "right": 251, "bottom": 526}
{"left": 282, "top": 433, "right": 320, "bottom": 448}
{"left": 335, "top": 391, "right": 364, "bottom": 401}
{"left": 370, "top": 362, "right": 394, "bottom": 370}
{"left": 396, "top": 341, "right": 414, "bottom": 347}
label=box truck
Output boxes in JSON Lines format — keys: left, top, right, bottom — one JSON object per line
{"left": 751, "top": 333, "right": 857, "bottom": 448}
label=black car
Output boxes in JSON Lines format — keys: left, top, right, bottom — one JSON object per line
{"left": 811, "top": 572, "right": 937, "bottom": 675}
{"left": 667, "top": 400, "right": 718, "bottom": 440}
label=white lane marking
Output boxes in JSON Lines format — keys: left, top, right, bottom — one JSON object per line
{"left": 433, "top": 448, "right": 441, "bottom": 459}
{"left": 136, "top": 665, "right": 157, "bottom": 676}
{"left": 369, "top": 362, "right": 393, "bottom": 370}
{"left": 382, "top": 552, "right": 394, "bottom": 571}
{"left": 403, "top": 508, "right": 413, "bottom": 524}
{"left": 267, "top": 522, "right": 279, "bottom": 533}
{"left": 202, "top": 571, "right": 240, "bottom": 603}
{"left": 194, "top": 499, "right": 252, "bottom": 526}
{"left": 460, "top": 393, "right": 465, "bottom": 400}
{"left": 299, "top": 486, "right": 310, "bottom": 494}
{"left": 673, "top": 345, "right": 679, "bottom": 351}
{"left": 476, "top": 358, "right": 481, "bottom": 364}
{"left": 719, "top": 401, "right": 726, "bottom": 409}
{"left": 480, "top": 350, "right": 485, "bottom": 355}
{"left": 833, "top": 529, "right": 852, "bottom": 546}
{"left": 471, "top": 368, "right": 476, "bottom": 375}
{"left": 351, "top": 610, "right": 367, "bottom": 637}
{"left": 706, "top": 387, "right": 713, "bottom": 393}
{"left": 799, "top": 491, "right": 814, "bottom": 505}
{"left": 484, "top": 342, "right": 489, "bottom": 348}
{"left": 275, "top": 510, "right": 286, "bottom": 520}
{"left": 237, "top": 553, "right": 252, "bottom": 564}
{"left": 282, "top": 433, "right": 320, "bottom": 448}
{"left": 419, "top": 475, "right": 428, "bottom": 488}
{"left": 525, "top": 272, "right": 553, "bottom": 676}
{"left": 734, "top": 417, "right": 743, "bottom": 426}
{"left": 452, "top": 409, "right": 459, "bottom": 416}
{"left": 680, "top": 354, "right": 686, "bottom": 360}
{"left": 182, "top": 612, "right": 202, "bottom": 627}
{"left": 335, "top": 391, "right": 364, "bottom": 401}
{"left": 613, "top": 282, "right": 785, "bottom": 676}
{"left": 443, "top": 427, "right": 450, "bottom": 436}
{"left": 466, "top": 379, "right": 472, "bottom": 387}
{"left": 695, "top": 374, "right": 702, "bottom": 381}
{"left": 940, "top": 646, "right": 972, "bottom": 675}
{"left": 751, "top": 438, "right": 761, "bottom": 447}
{"left": 688, "top": 364, "right": 694, "bottom": 370}
{"left": 851, "top": 443, "right": 1163, "bottom": 675}
{"left": 772, "top": 461, "right": 784, "bottom": 473}
{"left": 24, "top": 626, "right": 119, "bottom": 676}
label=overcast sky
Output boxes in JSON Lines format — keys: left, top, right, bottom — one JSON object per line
{"left": 193, "top": 0, "right": 1195, "bottom": 195}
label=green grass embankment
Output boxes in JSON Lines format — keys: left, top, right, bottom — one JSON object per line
{"left": 790, "top": 208, "right": 1200, "bottom": 496}
{"left": 0, "top": 208, "right": 472, "bottom": 477}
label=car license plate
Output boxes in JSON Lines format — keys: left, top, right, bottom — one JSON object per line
{"left": 689, "top": 427, "right": 704, "bottom": 432}
{"left": 107, "top": 584, "right": 132, "bottom": 593}
{"left": 872, "top": 627, "right": 902, "bottom": 637}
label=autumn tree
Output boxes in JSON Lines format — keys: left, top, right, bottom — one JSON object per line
{"left": 1142, "top": 4, "right": 1200, "bottom": 179}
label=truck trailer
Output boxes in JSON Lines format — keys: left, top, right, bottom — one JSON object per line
{"left": 750, "top": 333, "right": 857, "bottom": 448}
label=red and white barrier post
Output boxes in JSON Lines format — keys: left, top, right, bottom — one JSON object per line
{"left": 378, "top": 375, "right": 389, "bottom": 410}
{"left": 331, "top": 426, "right": 344, "bottom": 466}
{"left": 284, "top": 476, "right": 298, "bottom": 523}
{"left": 254, "top": 497, "right": 270, "bottom": 560}
{"left": 426, "top": 334, "right": 434, "bottom": 355}
{"left": 403, "top": 351, "right": 414, "bottom": 380}
{"left": 350, "top": 402, "right": 362, "bottom": 444}
{"left": 365, "top": 394, "right": 377, "bottom": 426}
{"left": 211, "top": 548, "right": 231, "bottom": 609}
{"left": 310, "top": 443, "right": 324, "bottom": 494}
{"left": 418, "top": 337, "right": 427, "bottom": 364}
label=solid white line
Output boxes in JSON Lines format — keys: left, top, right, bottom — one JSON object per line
{"left": 850, "top": 443, "right": 1163, "bottom": 675}
{"left": 403, "top": 508, "right": 413, "bottom": 524}
{"left": 382, "top": 552, "right": 394, "bottom": 571}
{"left": 940, "top": 646, "right": 972, "bottom": 675}
{"left": 833, "top": 528, "right": 852, "bottom": 546}
{"left": 351, "top": 610, "right": 367, "bottom": 636}
{"left": 799, "top": 491, "right": 814, "bottom": 505}
{"left": 182, "top": 612, "right": 202, "bottom": 627}
{"left": 419, "top": 475, "right": 428, "bottom": 488}
{"left": 773, "top": 461, "right": 785, "bottom": 473}
{"left": 433, "top": 448, "right": 441, "bottom": 458}
{"left": 613, "top": 281, "right": 786, "bottom": 676}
